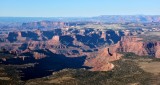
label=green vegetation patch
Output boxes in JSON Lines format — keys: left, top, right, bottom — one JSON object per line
{"left": 138, "top": 31, "right": 160, "bottom": 41}
{"left": 0, "top": 65, "right": 24, "bottom": 85}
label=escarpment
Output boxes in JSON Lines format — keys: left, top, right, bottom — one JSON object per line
{"left": 1, "top": 27, "right": 160, "bottom": 74}
{"left": 116, "top": 36, "right": 160, "bottom": 58}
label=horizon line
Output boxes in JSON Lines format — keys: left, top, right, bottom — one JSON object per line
{"left": 1, "top": 15, "right": 160, "bottom": 18}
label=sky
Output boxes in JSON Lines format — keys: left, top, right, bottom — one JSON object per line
{"left": 0, "top": 0, "right": 160, "bottom": 17}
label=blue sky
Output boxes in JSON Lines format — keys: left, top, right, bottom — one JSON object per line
{"left": 0, "top": 0, "right": 160, "bottom": 17}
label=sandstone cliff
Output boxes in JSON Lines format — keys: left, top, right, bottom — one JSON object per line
{"left": 116, "top": 36, "right": 160, "bottom": 58}
{"left": 85, "top": 47, "right": 122, "bottom": 71}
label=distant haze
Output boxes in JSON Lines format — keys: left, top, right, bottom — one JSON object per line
{"left": 0, "top": 15, "right": 160, "bottom": 24}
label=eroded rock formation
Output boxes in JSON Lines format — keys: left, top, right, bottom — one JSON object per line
{"left": 116, "top": 36, "right": 160, "bottom": 58}
{"left": 1, "top": 26, "right": 160, "bottom": 73}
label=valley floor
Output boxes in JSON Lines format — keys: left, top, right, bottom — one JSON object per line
{"left": 24, "top": 53, "right": 160, "bottom": 85}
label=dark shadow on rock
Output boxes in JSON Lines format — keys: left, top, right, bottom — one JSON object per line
{"left": 1, "top": 49, "right": 91, "bottom": 80}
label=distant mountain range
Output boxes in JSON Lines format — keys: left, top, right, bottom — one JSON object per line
{"left": 0, "top": 15, "right": 160, "bottom": 24}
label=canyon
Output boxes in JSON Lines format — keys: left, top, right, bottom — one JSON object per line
{"left": 0, "top": 20, "right": 160, "bottom": 85}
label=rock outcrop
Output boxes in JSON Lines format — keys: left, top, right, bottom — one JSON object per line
{"left": 33, "top": 52, "right": 46, "bottom": 59}
{"left": 116, "top": 36, "right": 160, "bottom": 58}
{"left": 85, "top": 47, "right": 122, "bottom": 71}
